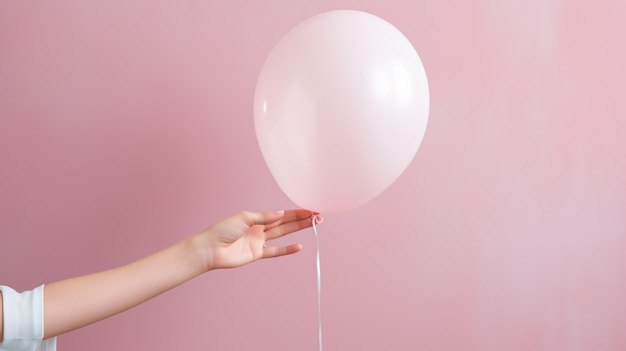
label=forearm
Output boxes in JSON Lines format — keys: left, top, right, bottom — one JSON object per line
{"left": 43, "top": 236, "right": 206, "bottom": 339}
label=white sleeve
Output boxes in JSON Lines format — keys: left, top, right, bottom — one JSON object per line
{"left": 0, "top": 285, "right": 57, "bottom": 351}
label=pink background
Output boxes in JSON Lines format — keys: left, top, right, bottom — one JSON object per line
{"left": 1, "top": 1, "right": 625, "bottom": 350}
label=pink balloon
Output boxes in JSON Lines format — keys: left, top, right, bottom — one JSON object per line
{"left": 254, "top": 10, "right": 429, "bottom": 213}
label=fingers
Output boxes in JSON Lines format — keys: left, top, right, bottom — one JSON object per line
{"left": 240, "top": 208, "right": 323, "bottom": 241}
{"left": 264, "top": 208, "right": 321, "bottom": 227}
{"left": 264, "top": 217, "right": 313, "bottom": 240}
{"left": 240, "top": 210, "right": 284, "bottom": 227}
{"left": 241, "top": 208, "right": 317, "bottom": 224}
{"left": 267, "top": 209, "right": 323, "bottom": 240}
{"left": 262, "top": 243, "right": 303, "bottom": 259}
{"left": 280, "top": 209, "right": 319, "bottom": 223}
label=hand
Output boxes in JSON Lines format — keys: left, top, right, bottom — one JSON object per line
{"left": 196, "top": 209, "right": 321, "bottom": 271}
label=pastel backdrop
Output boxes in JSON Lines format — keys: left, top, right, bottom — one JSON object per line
{"left": 1, "top": 1, "right": 624, "bottom": 351}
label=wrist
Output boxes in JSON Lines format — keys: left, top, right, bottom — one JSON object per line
{"left": 187, "top": 232, "right": 215, "bottom": 274}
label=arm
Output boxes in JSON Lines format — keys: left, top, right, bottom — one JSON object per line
{"left": 42, "top": 209, "right": 317, "bottom": 339}
{"left": 43, "top": 235, "right": 203, "bottom": 339}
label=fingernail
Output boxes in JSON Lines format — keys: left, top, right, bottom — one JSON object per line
{"left": 276, "top": 210, "right": 284, "bottom": 215}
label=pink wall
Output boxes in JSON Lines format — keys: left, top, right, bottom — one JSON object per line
{"left": 1, "top": 1, "right": 625, "bottom": 350}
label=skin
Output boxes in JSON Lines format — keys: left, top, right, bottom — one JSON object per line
{"left": 0, "top": 209, "right": 320, "bottom": 342}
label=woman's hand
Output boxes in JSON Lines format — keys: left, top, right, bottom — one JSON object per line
{"left": 196, "top": 209, "right": 321, "bottom": 271}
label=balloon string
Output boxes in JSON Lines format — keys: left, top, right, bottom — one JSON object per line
{"left": 312, "top": 216, "right": 322, "bottom": 351}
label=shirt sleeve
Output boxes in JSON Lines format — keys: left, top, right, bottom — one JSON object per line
{"left": 0, "top": 285, "right": 57, "bottom": 351}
